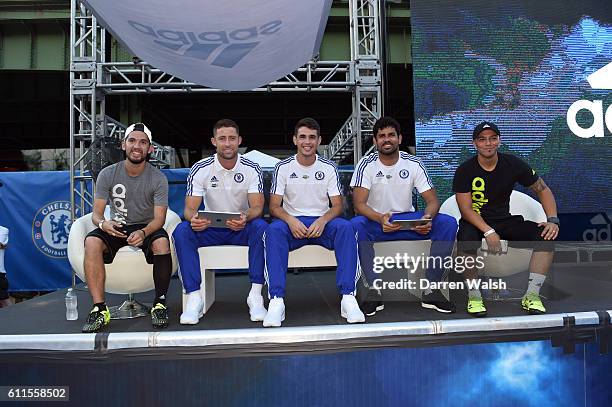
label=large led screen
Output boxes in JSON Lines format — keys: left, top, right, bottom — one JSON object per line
{"left": 411, "top": 0, "right": 612, "bottom": 212}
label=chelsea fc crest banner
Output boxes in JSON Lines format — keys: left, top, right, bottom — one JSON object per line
{"left": 82, "top": 0, "right": 332, "bottom": 91}
{"left": 0, "top": 172, "right": 76, "bottom": 291}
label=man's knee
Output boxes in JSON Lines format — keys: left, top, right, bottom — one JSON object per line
{"left": 350, "top": 215, "right": 368, "bottom": 227}
{"left": 84, "top": 236, "right": 106, "bottom": 255}
{"left": 328, "top": 218, "right": 355, "bottom": 238}
{"left": 267, "top": 220, "right": 289, "bottom": 234}
{"left": 532, "top": 236, "right": 556, "bottom": 252}
{"left": 330, "top": 217, "right": 350, "bottom": 226}
{"left": 172, "top": 220, "right": 192, "bottom": 240}
{"left": 456, "top": 220, "right": 481, "bottom": 254}
{"left": 264, "top": 221, "right": 290, "bottom": 246}
{"left": 517, "top": 223, "right": 556, "bottom": 252}
{"left": 456, "top": 240, "right": 480, "bottom": 255}
{"left": 151, "top": 237, "right": 170, "bottom": 254}
{"left": 249, "top": 218, "right": 268, "bottom": 233}
{"left": 434, "top": 213, "right": 458, "bottom": 230}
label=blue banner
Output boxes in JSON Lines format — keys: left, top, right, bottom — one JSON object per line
{"left": 0, "top": 172, "right": 75, "bottom": 291}
{"left": 163, "top": 168, "right": 190, "bottom": 214}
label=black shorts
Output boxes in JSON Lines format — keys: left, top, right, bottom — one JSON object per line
{"left": 457, "top": 215, "right": 555, "bottom": 253}
{"left": 86, "top": 223, "right": 169, "bottom": 264}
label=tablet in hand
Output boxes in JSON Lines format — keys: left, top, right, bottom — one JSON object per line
{"left": 391, "top": 218, "right": 431, "bottom": 230}
{"left": 197, "top": 210, "right": 241, "bottom": 228}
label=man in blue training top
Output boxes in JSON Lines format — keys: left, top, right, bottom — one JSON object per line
{"left": 173, "top": 119, "right": 268, "bottom": 325}
{"left": 350, "top": 116, "right": 458, "bottom": 316}
{"left": 263, "top": 117, "right": 365, "bottom": 327}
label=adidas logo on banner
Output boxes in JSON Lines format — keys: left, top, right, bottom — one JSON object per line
{"left": 290, "top": 172, "right": 298, "bottom": 179}
{"left": 587, "top": 62, "right": 612, "bottom": 90}
{"left": 567, "top": 61, "right": 612, "bottom": 138}
{"left": 128, "top": 20, "right": 282, "bottom": 68}
{"left": 376, "top": 171, "right": 384, "bottom": 178}
{"left": 583, "top": 213, "right": 611, "bottom": 241}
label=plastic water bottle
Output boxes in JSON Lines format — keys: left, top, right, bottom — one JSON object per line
{"left": 65, "top": 288, "right": 78, "bottom": 320}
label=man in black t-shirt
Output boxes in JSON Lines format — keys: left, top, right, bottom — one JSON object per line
{"left": 453, "top": 121, "right": 559, "bottom": 317}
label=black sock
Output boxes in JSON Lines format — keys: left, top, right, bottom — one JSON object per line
{"left": 94, "top": 301, "right": 106, "bottom": 311}
{"left": 0, "top": 273, "right": 9, "bottom": 300}
{"left": 153, "top": 253, "right": 172, "bottom": 305}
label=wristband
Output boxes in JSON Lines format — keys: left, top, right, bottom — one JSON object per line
{"left": 98, "top": 220, "right": 105, "bottom": 230}
{"left": 483, "top": 229, "right": 496, "bottom": 237}
{"left": 139, "top": 229, "right": 146, "bottom": 238}
{"left": 546, "top": 216, "right": 560, "bottom": 226}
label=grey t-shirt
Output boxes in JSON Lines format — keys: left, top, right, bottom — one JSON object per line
{"left": 95, "top": 162, "right": 169, "bottom": 225}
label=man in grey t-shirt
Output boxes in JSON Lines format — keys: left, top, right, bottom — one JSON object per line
{"left": 82, "top": 123, "right": 172, "bottom": 333}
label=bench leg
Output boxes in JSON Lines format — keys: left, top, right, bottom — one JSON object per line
{"left": 200, "top": 268, "right": 215, "bottom": 314}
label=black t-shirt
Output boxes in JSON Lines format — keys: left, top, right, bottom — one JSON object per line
{"left": 452, "top": 152, "right": 539, "bottom": 220}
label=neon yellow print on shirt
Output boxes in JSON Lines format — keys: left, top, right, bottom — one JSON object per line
{"left": 471, "top": 177, "right": 488, "bottom": 214}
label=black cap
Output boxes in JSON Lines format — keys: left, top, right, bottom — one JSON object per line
{"left": 472, "top": 121, "right": 500, "bottom": 139}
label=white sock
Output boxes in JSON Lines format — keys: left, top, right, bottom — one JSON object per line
{"left": 468, "top": 288, "right": 482, "bottom": 298}
{"left": 249, "top": 283, "right": 263, "bottom": 298}
{"left": 526, "top": 273, "right": 546, "bottom": 296}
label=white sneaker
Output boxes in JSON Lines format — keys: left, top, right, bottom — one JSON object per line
{"left": 263, "top": 298, "right": 285, "bottom": 327}
{"left": 247, "top": 294, "right": 267, "bottom": 322}
{"left": 341, "top": 295, "right": 365, "bottom": 323}
{"left": 180, "top": 291, "right": 203, "bottom": 325}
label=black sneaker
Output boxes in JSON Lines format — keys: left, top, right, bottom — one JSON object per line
{"left": 421, "top": 289, "right": 456, "bottom": 313}
{"left": 151, "top": 303, "right": 169, "bottom": 329}
{"left": 82, "top": 305, "right": 110, "bottom": 333}
{"left": 360, "top": 289, "right": 384, "bottom": 317}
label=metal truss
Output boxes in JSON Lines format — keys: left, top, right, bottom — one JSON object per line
{"left": 70, "top": 0, "right": 382, "bottom": 219}
{"left": 95, "top": 61, "right": 354, "bottom": 94}
{"left": 324, "top": 0, "right": 382, "bottom": 163}
{"left": 69, "top": 0, "right": 102, "bottom": 221}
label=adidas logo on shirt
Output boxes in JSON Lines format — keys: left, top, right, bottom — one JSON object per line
{"left": 210, "top": 175, "right": 219, "bottom": 188}
{"left": 375, "top": 171, "right": 384, "bottom": 178}
{"left": 290, "top": 172, "right": 298, "bottom": 179}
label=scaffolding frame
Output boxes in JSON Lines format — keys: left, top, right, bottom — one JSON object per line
{"left": 69, "top": 0, "right": 382, "bottom": 219}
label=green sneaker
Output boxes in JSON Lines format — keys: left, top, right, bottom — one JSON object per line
{"left": 82, "top": 305, "right": 110, "bottom": 333}
{"left": 522, "top": 292, "right": 546, "bottom": 315}
{"left": 467, "top": 296, "right": 487, "bottom": 317}
{"left": 151, "top": 303, "right": 169, "bottom": 329}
